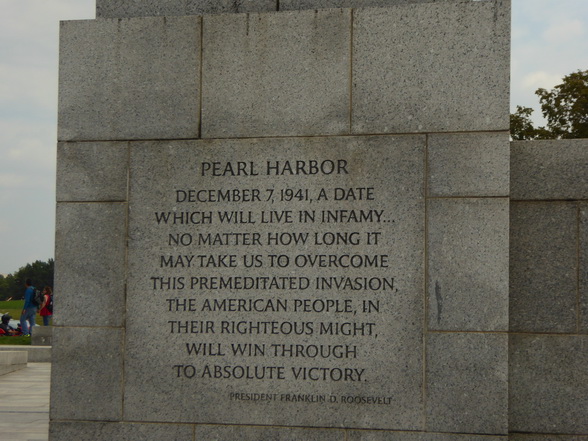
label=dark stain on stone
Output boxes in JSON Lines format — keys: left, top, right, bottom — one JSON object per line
{"left": 435, "top": 281, "right": 443, "bottom": 324}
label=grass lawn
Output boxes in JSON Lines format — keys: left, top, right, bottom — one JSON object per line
{"left": 0, "top": 300, "right": 44, "bottom": 345}
{"left": 0, "top": 335, "right": 30, "bottom": 345}
{"left": 0, "top": 300, "right": 44, "bottom": 325}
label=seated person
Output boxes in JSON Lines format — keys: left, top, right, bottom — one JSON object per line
{"left": 0, "top": 314, "right": 16, "bottom": 336}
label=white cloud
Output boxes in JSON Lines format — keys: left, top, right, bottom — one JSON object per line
{"left": 0, "top": 121, "right": 56, "bottom": 169}
{"left": 0, "top": 63, "right": 57, "bottom": 114}
{"left": 0, "top": 1, "right": 95, "bottom": 273}
{"left": 544, "top": 19, "right": 585, "bottom": 43}
{"left": 521, "top": 71, "right": 564, "bottom": 93}
{"left": 0, "top": 173, "right": 26, "bottom": 189}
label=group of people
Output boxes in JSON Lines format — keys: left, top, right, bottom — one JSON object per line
{"left": 19, "top": 278, "right": 53, "bottom": 336}
{"left": 0, "top": 279, "right": 53, "bottom": 337}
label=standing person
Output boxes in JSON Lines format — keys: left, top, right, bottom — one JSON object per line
{"left": 20, "top": 279, "right": 37, "bottom": 336}
{"left": 39, "top": 286, "right": 53, "bottom": 326}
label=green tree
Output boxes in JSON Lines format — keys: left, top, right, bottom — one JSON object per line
{"left": 0, "top": 275, "right": 7, "bottom": 300}
{"left": 0, "top": 274, "right": 18, "bottom": 301}
{"left": 0, "top": 259, "right": 54, "bottom": 301}
{"left": 511, "top": 69, "right": 588, "bottom": 140}
{"left": 510, "top": 105, "right": 551, "bottom": 140}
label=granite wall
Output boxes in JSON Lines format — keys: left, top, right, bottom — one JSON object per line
{"left": 49, "top": 0, "right": 585, "bottom": 439}
{"left": 509, "top": 139, "right": 588, "bottom": 438}
{"left": 95, "top": 0, "right": 484, "bottom": 18}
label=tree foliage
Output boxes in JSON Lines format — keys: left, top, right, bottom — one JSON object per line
{"left": 510, "top": 105, "right": 552, "bottom": 141}
{"left": 511, "top": 69, "right": 588, "bottom": 140}
{"left": 0, "top": 259, "right": 54, "bottom": 301}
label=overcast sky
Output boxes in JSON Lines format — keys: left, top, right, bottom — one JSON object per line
{"left": 1, "top": 0, "right": 587, "bottom": 275}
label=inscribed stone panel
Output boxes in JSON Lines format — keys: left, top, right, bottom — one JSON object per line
{"left": 123, "top": 135, "right": 425, "bottom": 429}
{"left": 59, "top": 16, "right": 200, "bottom": 141}
{"left": 352, "top": 1, "right": 509, "bottom": 134}
{"left": 201, "top": 9, "right": 350, "bottom": 138}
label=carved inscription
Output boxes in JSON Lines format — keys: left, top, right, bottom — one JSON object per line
{"left": 152, "top": 160, "right": 391, "bottom": 389}
{"left": 126, "top": 138, "right": 424, "bottom": 426}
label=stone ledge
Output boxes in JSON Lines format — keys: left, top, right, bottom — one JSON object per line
{"left": 31, "top": 326, "right": 53, "bottom": 346}
{"left": 0, "top": 345, "right": 51, "bottom": 363}
{"left": 0, "top": 350, "right": 28, "bottom": 376}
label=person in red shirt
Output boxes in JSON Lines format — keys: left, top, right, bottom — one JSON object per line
{"left": 39, "top": 286, "right": 53, "bottom": 326}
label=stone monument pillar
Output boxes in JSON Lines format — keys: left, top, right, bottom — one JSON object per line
{"left": 52, "top": 0, "right": 517, "bottom": 439}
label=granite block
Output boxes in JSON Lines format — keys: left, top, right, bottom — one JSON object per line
{"left": 281, "top": 0, "right": 465, "bottom": 9}
{"left": 97, "top": 0, "right": 277, "bottom": 17}
{"left": 59, "top": 16, "right": 200, "bottom": 141}
{"left": 427, "top": 132, "right": 510, "bottom": 197}
{"left": 581, "top": 202, "right": 588, "bottom": 334}
{"left": 195, "top": 425, "right": 343, "bottom": 440}
{"left": 352, "top": 1, "right": 510, "bottom": 134}
{"left": 50, "top": 327, "right": 124, "bottom": 421}
{"left": 95, "top": 0, "right": 469, "bottom": 17}
{"left": 201, "top": 9, "right": 350, "bottom": 138}
{"left": 511, "top": 139, "right": 588, "bottom": 200}
{"left": 97, "top": 0, "right": 471, "bottom": 16}
{"left": 54, "top": 203, "right": 126, "bottom": 327}
{"left": 426, "top": 333, "right": 508, "bottom": 434}
{"left": 510, "top": 436, "right": 588, "bottom": 441}
{"left": 427, "top": 198, "right": 509, "bottom": 331}
{"left": 123, "top": 135, "right": 425, "bottom": 429}
{"left": 57, "top": 141, "right": 128, "bottom": 202}
{"left": 50, "top": 421, "right": 194, "bottom": 441}
{"left": 509, "top": 335, "right": 588, "bottom": 434}
{"left": 31, "top": 325, "right": 52, "bottom": 346}
{"left": 348, "top": 431, "right": 506, "bottom": 441}
{"left": 510, "top": 202, "right": 578, "bottom": 333}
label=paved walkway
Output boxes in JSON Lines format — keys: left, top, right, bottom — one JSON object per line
{"left": 0, "top": 363, "right": 50, "bottom": 441}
